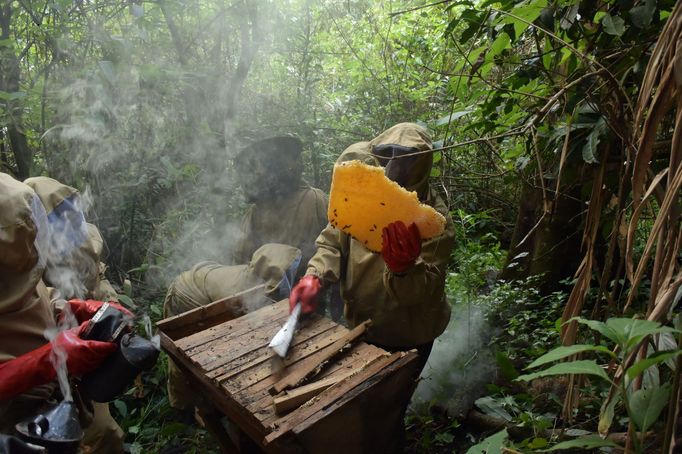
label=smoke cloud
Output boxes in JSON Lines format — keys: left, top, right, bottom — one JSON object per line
{"left": 410, "top": 301, "right": 497, "bottom": 418}
{"left": 40, "top": 193, "right": 92, "bottom": 300}
{"left": 44, "top": 305, "right": 78, "bottom": 403}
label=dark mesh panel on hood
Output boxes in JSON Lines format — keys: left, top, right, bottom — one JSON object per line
{"left": 369, "top": 123, "right": 433, "bottom": 198}
{"left": 335, "top": 124, "right": 433, "bottom": 200}
{"left": 234, "top": 136, "right": 304, "bottom": 202}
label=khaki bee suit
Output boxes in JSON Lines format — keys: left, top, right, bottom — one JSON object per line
{"left": 163, "top": 243, "right": 302, "bottom": 410}
{"left": 305, "top": 123, "right": 455, "bottom": 348}
{"left": 0, "top": 174, "right": 123, "bottom": 454}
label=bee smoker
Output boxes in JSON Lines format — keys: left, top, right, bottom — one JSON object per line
{"left": 79, "top": 303, "right": 160, "bottom": 403}
{"left": 14, "top": 401, "right": 82, "bottom": 454}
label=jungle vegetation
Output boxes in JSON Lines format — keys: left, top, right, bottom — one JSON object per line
{"left": 1, "top": 0, "right": 681, "bottom": 452}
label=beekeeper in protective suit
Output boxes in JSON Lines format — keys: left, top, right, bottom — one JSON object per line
{"left": 164, "top": 243, "right": 303, "bottom": 410}
{"left": 0, "top": 173, "right": 125, "bottom": 453}
{"left": 163, "top": 135, "right": 329, "bottom": 411}
{"left": 232, "top": 135, "right": 328, "bottom": 267}
{"left": 23, "top": 176, "right": 129, "bottom": 452}
{"left": 288, "top": 123, "right": 455, "bottom": 451}
{"left": 24, "top": 176, "right": 119, "bottom": 303}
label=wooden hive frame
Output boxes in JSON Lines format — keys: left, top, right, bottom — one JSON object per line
{"left": 157, "top": 285, "right": 419, "bottom": 453}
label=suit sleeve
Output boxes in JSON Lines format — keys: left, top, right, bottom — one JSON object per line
{"left": 233, "top": 206, "right": 255, "bottom": 264}
{"left": 382, "top": 204, "right": 455, "bottom": 307}
{"left": 305, "top": 224, "right": 345, "bottom": 285}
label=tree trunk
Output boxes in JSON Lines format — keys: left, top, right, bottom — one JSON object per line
{"left": 500, "top": 173, "right": 584, "bottom": 294}
{"left": 499, "top": 179, "right": 540, "bottom": 281}
{"left": 0, "top": 2, "right": 32, "bottom": 179}
{"left": 223, "top": 1, "right": 261, "bottom": 145}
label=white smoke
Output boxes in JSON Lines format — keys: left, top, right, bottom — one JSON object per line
{"left": 410, "top": 301, "right": 497, "bottom": 418}
{"left": 44, "top": 304, "right": 78, "bottom": 403}
{"left": 41, "top": 194, "right": 91, "bottom": 300}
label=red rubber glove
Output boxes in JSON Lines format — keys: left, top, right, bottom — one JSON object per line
{"left": 0, "top": 322, "right": 117, "bottom": 400}
{"left": 381, "top": 221, "right": 422, "bottom": 273}
{"left": 289, "top": 275, "right": 322, "bottom": 314}
{"left": 67, "top": 299, "right": 133, "bottom": 323}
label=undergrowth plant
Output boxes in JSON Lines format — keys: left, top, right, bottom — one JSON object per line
{"left": 447, "top": 209, "right": 506, "bottom": 297}
{"left": 468, "top": 316, "right": 682, "bottom": 453}
{"left": 111, "top": 298, "right": 218, "bottom": 454}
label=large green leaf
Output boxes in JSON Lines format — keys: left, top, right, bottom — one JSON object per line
{"left": 630, "top": 0, "right": 656, "bottom": 28}
{"left": 545, "top": 435, "right": 618, "bottom": 451}
{"left": 517, "top": 360, "right": 609, "bottom": 382}
{"left": 466, "top": 429, "right": 508, "bottom": 454}
{"left": 598, "top": 392, "right": 620, "bottom": 436}
{"left": 435, "top": 110, "right": 473, "bottom": 126}
{"left": 507, "top": 0, "right": 548, "bottom": 39}
{"left": 629, "top": 384, "right": 671, "bottom": 432}
{"left": 626, "top": 350, "right": 682, "bottom": 379}
{"left": 526, "top": 344, "right": 613, "bottom": 369}
{"left": 581, "top": 117, "right": 606, "bottom": 164}
{"left": 489, "top": 32, "right": 511, "bottom": 59}
{"left": 116, "top": 294, "right": 138, "bottom": 310}
{"left": 602, "top": 13, "right": 626, "bottom": 37}
{"left": 605, "top": 318, "right": 680, "bottom": 351}
{"left": 475, "top": 396, "right": 513, "bottom": 421}
{"left": 571, "top": 317, "right": 619, "bottom": 344}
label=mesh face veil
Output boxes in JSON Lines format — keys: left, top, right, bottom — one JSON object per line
{"left": 45, "top": 193, "right": 88, "bottom": 260}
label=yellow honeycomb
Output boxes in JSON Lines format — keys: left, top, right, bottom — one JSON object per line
{"left": 328, "top": 160, "right": 446, "bottom": 252}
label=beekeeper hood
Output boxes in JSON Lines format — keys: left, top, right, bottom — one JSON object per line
{"left": 338, "top": 123, "right": 433, "bottom": 200}
{"left": 24, "top": 176, "right": 98, "bottom": 298}
{"left": 0, "top": 173, "right": 48, "bottom": 311}
{"left": 234, "top": 136, "right": 303, "bottom": 203}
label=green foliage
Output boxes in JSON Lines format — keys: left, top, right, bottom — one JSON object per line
{"left": 518, "top": 359, "right": 611, "bottom": 382}
{"left": 113, "top": 354, "right": 217, "bottom": 454}
{"left": 485, "top": 276, "right": 565, "bottom": 366}
{"left": 517, "top": 317, "right": 681, "bottom": 452}
{"left": 1, "top": 0, "right": 679, "bottom": 451}
{"left": 112, "top": 297, "right": 217, "bottom": 453}
{"left": 447, "top": 209, "right": 506, "bottom": 296}
{"left": 545, "top": 435, "right": 618, "bottom": 451}
{"left": 465, "top": 428, "right": 508, "bottom": 454}
{"left": 405, "top": 412, "right": 461, "bottom": 453}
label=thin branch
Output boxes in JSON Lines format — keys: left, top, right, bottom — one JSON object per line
{"left": 389, "top": 0, "right": 453, "bottom": 17}
{"left": 323, "top": 3, "right": 389, "bottom": 92}
{"left": 492, "top": 7, "right": 634, "bottom": 119}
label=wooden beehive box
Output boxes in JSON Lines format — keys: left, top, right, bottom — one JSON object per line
{"left": 157, "top": 285, "right": 419, "bottom": 453}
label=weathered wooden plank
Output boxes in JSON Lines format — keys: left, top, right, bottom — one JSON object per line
{"left": 222, "top": 330, "right": 373, "bottom": 419}
{"left": 249, "top": 343, "right": 384, "bottom": 424}
{"left": 159, "top": 332, "right": 268, "bottom": 447}
{"left": 264, "top": 351, "right": 404, "bottom": 444}
{"left": 187, "top": 305, "right": 311, "bottom": 361}
{"left": 205, "top": 318, "right": 340, "bottom": 380}
{"left": 196, "top": 315, "right": 337, "bottom": 370}
{"left": 221, "top": 325, "right": 350, "bottom": 395}
{"left": 270, "top": 320, "right": 372, "bottom": 395}
{"left": 188, "top": 313, "right": 291, "bottom": 366}
{"left": 241, "top": 353, "right": 363, "bottom": 418}
{"left": 157, "top": 285, "right": 267, "bottom": 340}
{"left": 273, "top": 369, "right": 356, "bottom": 415}
{"left": 290, "top": 352, "right": 420, "bottom": 453}
{"left": 177, "top": 301, "right": 288, "bottom": 352}
{"left": 291, "top": 351, "right": 418, "bottom": 435}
